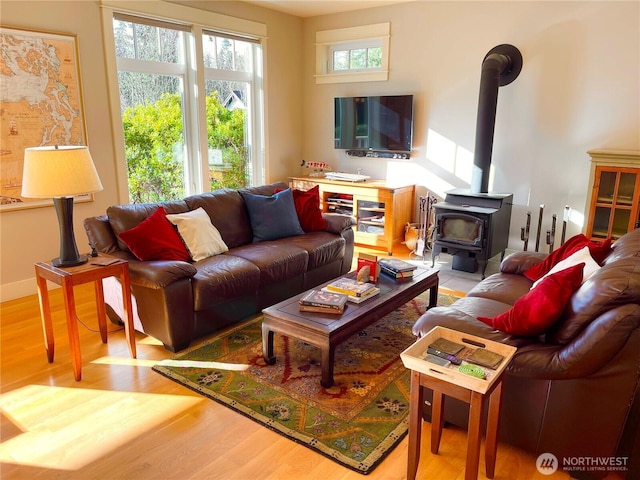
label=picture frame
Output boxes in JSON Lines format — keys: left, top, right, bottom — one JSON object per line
{"left": 0, "top": 25, "right": 91, "bottom": 212}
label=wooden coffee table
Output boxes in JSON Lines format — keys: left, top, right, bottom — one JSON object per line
{"left": 262, "top": 267, "right": 439, "bottom": 388}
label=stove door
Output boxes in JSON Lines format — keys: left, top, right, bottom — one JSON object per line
{"left": 435, "top": 212, "right": 485, "bottom": 249}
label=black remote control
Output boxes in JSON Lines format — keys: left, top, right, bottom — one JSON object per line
{"left": 427, "top": 347, "right": 462, "bottom": 365}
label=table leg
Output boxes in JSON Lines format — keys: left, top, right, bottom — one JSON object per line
{"left": 262, "top": 322, "right": 276, "bottom": 365}
{"left": 119, "top": 267, "right": 137, "bottom": 358}
{"left": 61, "top": 278, "right": 82, "bottom": 381}
{"left": 35, "top": 272, "right": 55, "bottom": 363}
{"left": 431, "top": 389, "right": 444, "bottom": 454}
{"left": 427, "top": 280, "right": 439, "bottom": 309}
{"left": 465, "top": 390, "right": 484, "bottom": 480}
{"left": 485, "top": 380, "right": 503, "bottom": 478}
{"left": 94, "top": 279, "right": 108, "bottom": 344}
{"left": 407, "top": 370, "right": 423, "bottom": 480}
{"left": 320, "top": 343, "right": 335, "bottom": 388}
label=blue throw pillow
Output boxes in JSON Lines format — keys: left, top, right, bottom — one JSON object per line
{"left": 240, "top": 188, "right": 305, "bottom": 242}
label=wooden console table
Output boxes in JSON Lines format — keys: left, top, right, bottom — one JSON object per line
{"left": 289, "top": 176, "right": 415, "bottom": 255}
{"left": 34, "top": 256, "right": 136, "bottom": 381}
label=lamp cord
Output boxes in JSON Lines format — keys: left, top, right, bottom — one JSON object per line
{"left": 76, "top": 316, "right": 124, "bottom": 334}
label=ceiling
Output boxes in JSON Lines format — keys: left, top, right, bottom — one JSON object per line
{"left": 244, "top": 0, "right": 415, "bottom": 18}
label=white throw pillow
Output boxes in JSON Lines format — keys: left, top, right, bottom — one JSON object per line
{"left": 166, "top": 207, "right": 229, "bottom": 261}
{"left": 531, "top": 245, "right": 600, "bottom": 289}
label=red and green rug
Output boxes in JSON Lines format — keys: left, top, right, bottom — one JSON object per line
{"left": 153, "top": 288, "right": 462, "bottom": 474}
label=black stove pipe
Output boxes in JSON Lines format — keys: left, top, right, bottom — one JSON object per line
{"left": 471, "top": 44, "right": 523, "bottom": 194}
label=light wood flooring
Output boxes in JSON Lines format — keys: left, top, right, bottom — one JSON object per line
{"left": 0, "top": 248, "right": 622, "bottom": 479}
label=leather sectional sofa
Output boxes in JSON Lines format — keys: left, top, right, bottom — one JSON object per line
{"left": 84, "top": 182, "right": 355, "bottom": 352}
{"left": 413, "top": 228, "right": 640, "bottom": 479}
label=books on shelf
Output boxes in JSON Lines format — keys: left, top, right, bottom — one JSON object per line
{"left": 378, "top": 258, "right": 417, "bottom": 273}
{"left": 299, "top": 290, "right": 348, "bottom": 314}
{"left": 325, "top": 277, "right": 377, "bottom": 297}
{"left": 322, "top": 286, "right": 380, "bottom": 304}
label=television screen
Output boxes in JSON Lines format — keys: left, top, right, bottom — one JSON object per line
{"left": 334, "top": 95, "right": 413, "bottom": 153}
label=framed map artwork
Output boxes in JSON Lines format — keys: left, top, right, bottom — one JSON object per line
{"left": 0, "top": 26, "right": 91, "bottom": 211}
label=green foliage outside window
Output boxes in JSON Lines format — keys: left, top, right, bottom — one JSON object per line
{"left": 205, "top": 93, "right": 248, "bottom": 191}
{"left": 122, "top": 92, "right": 247, "bottom": 203}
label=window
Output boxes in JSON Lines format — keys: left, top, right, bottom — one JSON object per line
{"left": 316, "top": 23, "right": 390, "bottom": 84}
{"left": 113, "top": 16, "right": 189, "bottom": 203}
{"left": 331, "top": 40, "right": 383, "bottom": 72}
{"left": 102, "top": 3, "right": 265, "bottom": 204}
{"left": 202, "top": 31, "right": 258, "bottom": 191}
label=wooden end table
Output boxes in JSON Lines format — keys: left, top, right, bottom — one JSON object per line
{"left": 407, "top": 369, "right": 505, "bottom": 480}
{"left": 401, "top": 327, "right": 517, "bottom": 480}
{"left": 34, "top": 256, "right": 136, "bottom": 381}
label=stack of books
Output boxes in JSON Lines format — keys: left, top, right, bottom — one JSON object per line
{"left": 322, "top": 285, "right": 380, "bottom": 304}
{"left": 324, "top": 277, "right": 379, "bottom": 303}
{"left": 326, "top": 277, "right": 376, "bottom": 296}
{"left": 378, "top": 258, "right": 417, "bottom": 279}
{"left": 299, "top": 290, "right": 348, "bottom": 314}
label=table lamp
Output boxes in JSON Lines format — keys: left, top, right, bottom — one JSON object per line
{"left": 21, "top": 145, "right": 103, "bottom": 267}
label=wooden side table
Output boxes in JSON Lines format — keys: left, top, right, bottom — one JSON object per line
{"left": 401, "top": 327, "right": 516, "bottom": 480}
{"left": 34, "top": 256, "right": 136, "bottom": 381}
{"left": 407, "top": 369, "right": 504, "bottom": 480}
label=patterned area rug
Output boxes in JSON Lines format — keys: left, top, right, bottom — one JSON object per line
{"left": 153, "top": 288, "right": 462, "bottom": 474}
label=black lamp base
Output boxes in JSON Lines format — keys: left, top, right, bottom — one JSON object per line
{"left": 52, "top": 254, "right": 89, "bottom": 268}
{"left": 52, "top": 197, "right": 86, "bottom": 269}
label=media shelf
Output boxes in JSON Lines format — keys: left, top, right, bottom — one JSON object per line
{"left": 289, "top": 176, "right": 415, "bottom": 255}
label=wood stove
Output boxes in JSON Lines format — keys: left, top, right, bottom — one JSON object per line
{"left": 431, "top": 44, "right": 522, "bottom": 278}
{"left": 432, "top": 189, "right": 513, "bottom": 278}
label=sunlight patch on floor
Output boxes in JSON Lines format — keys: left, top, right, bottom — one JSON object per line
{"left": 91, "top": 356, "right": 160, "bottom": 367}
{"left": 0, "top": 384, "right": 202, "bottom": 470}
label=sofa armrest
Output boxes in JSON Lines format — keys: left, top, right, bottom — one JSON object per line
{"left": 323, "top": 213, "right": 356, "bottom": 235}
{"left": 126, "top": 260, "right": 197, "bottom": 289}
{"left": 84, "top": 215, "right": 121, "bottom": 255}
{"left": 500, "top": 251, "right": 547, "bottom": 275}
{"left": 507, "top": 304, "right": 640, "bottom": 379}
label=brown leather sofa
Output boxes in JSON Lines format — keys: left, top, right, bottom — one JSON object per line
{"left": 413, "top": 227, "right": 640, "bottom": 479}
{"left": 84, "top": 182, "right": 355, "bottom": 352}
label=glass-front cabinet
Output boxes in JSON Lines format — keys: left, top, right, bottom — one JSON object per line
{"left": 585, "top": 150, "right": 640, "bottom": 241}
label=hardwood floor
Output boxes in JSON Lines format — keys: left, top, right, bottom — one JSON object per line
{"left": 0, "top": 254, "right": 622, "bottom": 480}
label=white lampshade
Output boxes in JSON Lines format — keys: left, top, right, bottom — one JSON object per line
{"left": 22, "top": 145, "right": 103, "bottom": 198}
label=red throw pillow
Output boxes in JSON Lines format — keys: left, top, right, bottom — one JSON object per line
{"left": 118, "top": 207, "right": 191, "bottom": 261}
{"left": 275, "top": 185, "right": 327, "bottom": 231}
{"left": 588, "top": 237, "right": 613, "bottom": 264}
{"left": 478, "top": 262, "right": 584, "bottom": 336}
{"left": 524, "top": 234, "right": 612, "bottom": 281}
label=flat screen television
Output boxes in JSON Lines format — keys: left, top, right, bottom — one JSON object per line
{"left": 334, "top": 95, "right": 414, "bottom": 153}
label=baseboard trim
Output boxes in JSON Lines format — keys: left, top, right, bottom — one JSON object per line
{"left": 1, "top": 277, "right": 59, "bottom": 303}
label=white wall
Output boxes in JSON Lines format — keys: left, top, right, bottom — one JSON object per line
{"left": 300, "top": 1, "right": 640, "bottom": 248}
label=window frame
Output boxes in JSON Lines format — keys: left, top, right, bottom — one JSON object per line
{"left": 315, "top": 23, "right": 390, "bottom": 84}
{"left": 100, "top": 1, "right": 267, "bottom": 203}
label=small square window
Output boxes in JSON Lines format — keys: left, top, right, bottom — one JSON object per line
{"left": 350, "top": 49, "right": 367, "bottom": 69}
{"left": 333, "top": 50, "right": 349, "bottom": 70}
{"left": 316, "top": 23, "right": 390, "bottom": 84}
